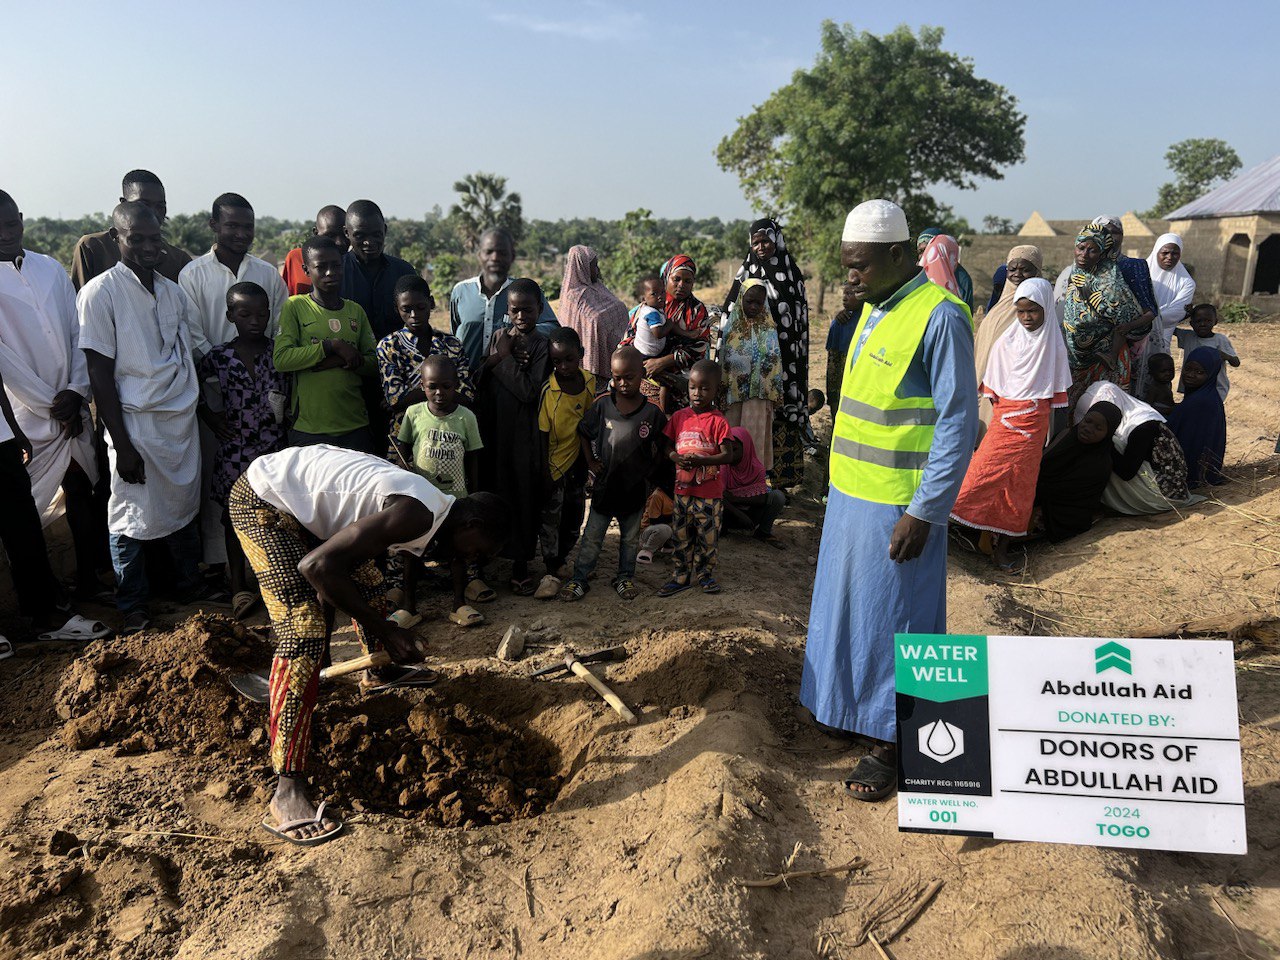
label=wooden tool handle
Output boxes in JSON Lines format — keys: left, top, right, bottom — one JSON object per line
{"left": 320, "top": 650, "right": 391, "bottom": 680}
{"left": 569, "top": 661, "right": 638, "bottom": 725}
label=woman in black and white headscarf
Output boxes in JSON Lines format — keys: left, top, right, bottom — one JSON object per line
{"left": 722, "top": 218, "right": 810, "bottom": 489}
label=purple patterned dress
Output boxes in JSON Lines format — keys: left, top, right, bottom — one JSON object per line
{"left": 198, "top": 341, "right": 290, "bottom": 505}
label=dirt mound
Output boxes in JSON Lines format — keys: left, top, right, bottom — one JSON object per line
{"left": 313, "top": 695, "right": 560, "bottom": 826}
{"left": 54, "top": 614, "right": 560, "bottom": 828}
{"left": 54, "top": 614, "right": 270, "bottom": 756}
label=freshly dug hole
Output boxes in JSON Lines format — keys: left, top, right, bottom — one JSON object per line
{"left": 55, "top": 614, "right": 561, "bottom": 828}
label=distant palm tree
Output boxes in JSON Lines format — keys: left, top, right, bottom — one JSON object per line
{"left": 450, "top": 172, "right": 524, "bottom": 250}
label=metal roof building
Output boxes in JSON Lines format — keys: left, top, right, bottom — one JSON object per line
{"left": 1165, "top": 154, "right": 1280, "bottom": 220}
{"left": 1165, "top": 155, "right": 1280, "bottom": 295}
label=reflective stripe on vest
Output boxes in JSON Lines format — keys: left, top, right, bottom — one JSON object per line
{"left": 830, "top": 280, "right": 969, "bottom": 505}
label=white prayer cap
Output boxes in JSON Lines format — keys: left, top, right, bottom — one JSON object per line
{"left": 842, "top": 200, "right": 909, "bottom": 244}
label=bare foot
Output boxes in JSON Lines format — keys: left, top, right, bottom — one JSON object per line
{"left": 268, "top": 776, "right": 339, "bottom": 841}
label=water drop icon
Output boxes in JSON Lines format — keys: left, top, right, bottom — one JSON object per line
{"left": 925, "top": 721, "right": 957, "bottom": 757}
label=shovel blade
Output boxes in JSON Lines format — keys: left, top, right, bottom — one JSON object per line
{"left": 231, "top": 670, "right": 271, "bottom": 704}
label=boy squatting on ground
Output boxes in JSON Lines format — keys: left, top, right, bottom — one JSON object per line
{"left": 659, "top": 359, "right": 735, "bottom": 597}
{"left": 560, "top": 346, "right": 667, "bottom": 602}
{"left": 394, "top": 354, "right": 484, "bottom": 624}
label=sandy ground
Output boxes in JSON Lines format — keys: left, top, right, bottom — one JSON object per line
{"left": 0, "top": 311, "right": 1277, "bottom": 960}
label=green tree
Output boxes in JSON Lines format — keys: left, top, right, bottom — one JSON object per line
{"left": 450, "top": 172, "right": 524, "bottom": 251}
{"left": 1144, "top": 138, "right": 1242, "bottom": 217}
{"left": 602, "top": 208, "right": 669, "bottom": 294}
{"left": 715, "top": 22, "right": 1025, "bottom": 286}
{"left": 981, "top": 215, "right": 1022, "bottom": 235}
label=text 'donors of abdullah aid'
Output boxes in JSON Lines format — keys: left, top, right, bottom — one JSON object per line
{"left": 894, "top": 633, "right": 1246, "bottom": 855}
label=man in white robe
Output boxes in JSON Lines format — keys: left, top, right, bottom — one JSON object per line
{"left": 178, "top": 192, "right": 288, "bottom": 568}
{"left": 0, "top": 190, "right": 103, "bottom": 597}
{"left": 78, "top": 202, "right": 209, "bottom": 634}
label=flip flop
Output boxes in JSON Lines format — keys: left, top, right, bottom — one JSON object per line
{"left": 361, "top": 665, "right": 440, "bottom": 692}
{"left": 658, "top": 579, "right": 692, "bottom": 598}
{"left": 533, "top": 575, "right": 562, "bottom": 600}
{"left": 38, "top": 615, "right": 112, "bottom": 642}
{"left": 260, "top": 801, "right": 344, "bottom": 847}
{"left": 387, "top": 609, "right": 423, "bottom": 628}
{"left": 613, "top": 578, "right": 638, "bottom": 600}
{"left": 636, "top": 549, "right": 654, "bottom": 565}
{"left": 844, "top": 754, "right": 897, "bottom": 802}
{"left": 509, "top": 577, "right": 536, "bottom": 597}
{"left": 699, "top": 575, "right": 722, "bottom": 595}
{"left": 0, "top": 636, "right": 13, "bottom": 661}
{"left": 232, "top": 591, "right": 259, "bottom": 620}
{"left": 448, "top": 605, "right": 485, "bottom": 627}
{"left": 465, "top": 579, "right": 496, "bottom": 604}
{"left": 559, "top": 580, "right": 587, "bottom": 602}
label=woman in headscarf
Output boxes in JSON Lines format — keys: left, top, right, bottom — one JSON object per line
{"left": 1076, "top": 381, "right": 1198, "bottom": 515}
{"left": 719, "top": 279, "right": 782, "bottom": 469}
{"left": 972, "top": 245, "right": 1043, "bottom": 432}
{"left": 918, "top": 229, "right": 974, "bottom": 312}
{"left": 722, "top": 218, "right": 810, "bottom": 489}
{"left": 1147, "top": 233, "right": 1196, "bottom": 344}
{"left": 621, "top": 254, "right": 711, "bottom": 412}
{"left": 1168, "top": 347, "right": 1227, "bottom": 487}
{"left": 558, "top": 245, "right": 630, "bottom": 382}
{"left": 951, "top": 278, "right": 1071, "bottom": 570}
{"left": 1033, "top": 400, "right": 1123, "bottom": 542}
{"left": 1060, "top": 225, "right": 1146, "bottom": 410}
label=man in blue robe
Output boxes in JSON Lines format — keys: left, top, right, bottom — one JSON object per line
{"left": 800, "top": 199, "right": 977, "bottom": 801}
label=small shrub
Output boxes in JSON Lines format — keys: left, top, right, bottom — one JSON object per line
{"left": 1218, "top": 300, "right": 1257, "bottom": 324}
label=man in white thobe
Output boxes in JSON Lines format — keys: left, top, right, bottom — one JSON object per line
{"left": 78, "top": 202, "right": 207, "bottom": 634}
{"left": 0, "top": 190, "right": 103, "bottom": 597}
{"left": 178, "top": 192, "right": 287, "bottom": 567}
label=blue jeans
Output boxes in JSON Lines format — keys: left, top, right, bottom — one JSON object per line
{"left": 109, "top": 518, "right": 203, "bottom": 614}
{"left": 571, "top": 507, "right": 642, "bottom": 585}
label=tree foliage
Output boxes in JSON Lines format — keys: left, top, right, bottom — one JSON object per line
{"left": 715, "top": 22, "right": 1024, "bottom": 284}
{"left": 450, "top": 172, "right": 524, "bottom": 250}
{"left": 981, "top": 215, "right": 1022, "bottom": 235}
{"left": 1144, "top": 138, "right": 1242, "bottom": 217}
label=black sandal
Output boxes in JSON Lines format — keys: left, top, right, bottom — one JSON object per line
{"left": 844, "top": 753, "right": 897, "bottom": 802}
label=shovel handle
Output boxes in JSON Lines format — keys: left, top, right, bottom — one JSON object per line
{"left": 320, "top": 650, "right": 391, "bottom": 680}
{"left": 569, "top": 660, "right": 638, "bottom": 725}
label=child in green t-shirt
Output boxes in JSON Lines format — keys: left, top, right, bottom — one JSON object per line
{"left": 395, "top": 355, "right": 482, "bottom": 497}
{"left": 393, "top": 354, "right": 485, "bottom": 622}
{"left": 273, "top": 235, "right": 377, "bottom": 452}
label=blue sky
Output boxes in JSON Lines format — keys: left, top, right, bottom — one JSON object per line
{"left": 2, "top": 1, "right": 1275, "bottom": 225}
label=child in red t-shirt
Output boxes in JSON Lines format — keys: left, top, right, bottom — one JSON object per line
{"left": 659, "top": 360, "right": 735, "bottom": 596}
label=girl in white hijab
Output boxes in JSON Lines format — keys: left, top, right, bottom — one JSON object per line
{"left": 1140, "top": 233, "right": 1197, "bottom": 395}
{"left": 951, "top": 278, "right": 1072, "bottom": 569}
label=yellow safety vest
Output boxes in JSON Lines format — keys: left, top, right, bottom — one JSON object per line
{"left": 830, "top": 280, "right": 970, "bottom": 505}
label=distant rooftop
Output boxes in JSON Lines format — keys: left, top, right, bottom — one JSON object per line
{"left": 1164, "top": 154, "right": 1280, "bottom": 219}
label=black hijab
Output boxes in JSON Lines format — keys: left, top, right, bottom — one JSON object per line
{"left": 1035, "top": 401, "right": 1122, "bottom": 542}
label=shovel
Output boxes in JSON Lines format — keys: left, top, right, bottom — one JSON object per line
{"left": 231, "top": 651, "right": 393, "bottom": 704}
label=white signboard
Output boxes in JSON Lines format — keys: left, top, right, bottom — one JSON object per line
{"left": 895, "top": 634, "right": 1246, "bottom": 855}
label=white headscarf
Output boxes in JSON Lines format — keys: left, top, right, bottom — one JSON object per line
{"left": 981, "top": 278, "right": 1072, "bottom": 404}
{"left": 1074, "top": 380, "right": 1164, "bottom": 449}
{"left": 1146, "top": 233, "right": 1196, "bottom": 336}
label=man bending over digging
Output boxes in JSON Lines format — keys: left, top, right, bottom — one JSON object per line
{"left": 231, "top": 443, "right": 509, "bottom": 845}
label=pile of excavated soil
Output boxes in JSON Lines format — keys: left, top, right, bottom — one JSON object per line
{"left": 54, "top": 614, "right": 271, "bottom": 756}
{"left": 53, "top": 614, "right": 561, "bottom": 828}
